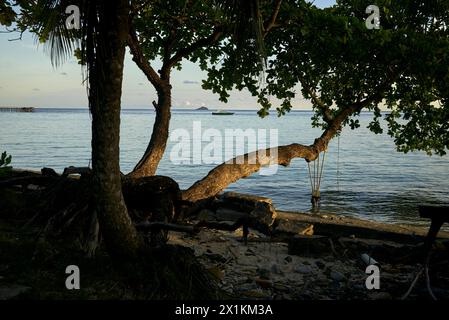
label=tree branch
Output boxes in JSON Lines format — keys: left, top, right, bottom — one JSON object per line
{"left": 298, "top": 76, "right": 333, "bottom": 123}
{"left": 181, "top": 143, "right": 317, "bottom": 202}
{"left": 164, "top": 26, "right": 224, "bottom": 72}
{"left": 135, "top": 221, "right": 199, "bottom": 234}
{"left": 182, "top": 73, "right": 395, "bottom": 203}
{"left": 135, "top": 219, "right": 254, "bottom": 241}
{"left": 160, "top": 29, "right": 178, "bottom": 78}
{"left": 263, "top": 0, "right": 283, "bottom": 38}
{"left": 130, "top": 0, "right": 152, "bottom": 16}
{"left": 127, "top": 27, "right": 165, "bottom": 94}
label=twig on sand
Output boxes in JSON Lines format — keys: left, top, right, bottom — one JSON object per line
{"left": 402, "top": 263, "right": 437, "bottom": 300}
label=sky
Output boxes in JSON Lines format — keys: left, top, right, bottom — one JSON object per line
{"left": 0, "top": 0, "right": 336, "bottom": 110}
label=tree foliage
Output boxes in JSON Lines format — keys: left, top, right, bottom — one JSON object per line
{"left": 200, "top": 0, "right": 449, "bottom": 155}
{"left": 3, "top": 0, "right": 449, "bottom": 157}
{"left": 130, "top": 0, "right": 275, "bottom": 80}
{"left": 0, "top": 151, "right": 12, "bottom": 168}
{"left": 0, "top": 0, "right": 82, "bottom": 67}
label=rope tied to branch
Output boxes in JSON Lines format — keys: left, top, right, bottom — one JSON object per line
{"left": 307, "top": 149, "right": 327, "bottom": 210}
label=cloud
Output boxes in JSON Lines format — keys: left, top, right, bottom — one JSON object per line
{"left": 183, "top": 80, "right": 199, "bottom": 85}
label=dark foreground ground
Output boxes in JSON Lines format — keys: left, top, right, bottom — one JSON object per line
{"left": 1, "top": 210, "right": 449, "bottom": 300}
{"left": 1, "top": 169, "right": 449, "bottom": 300}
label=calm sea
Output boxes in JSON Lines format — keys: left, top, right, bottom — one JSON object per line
{"left": 1, "top": 108, "right": 448, "bottom": 227}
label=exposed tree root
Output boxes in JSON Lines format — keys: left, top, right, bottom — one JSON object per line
{"left": 0, "top": 168, "right": 223, "bottom": 299}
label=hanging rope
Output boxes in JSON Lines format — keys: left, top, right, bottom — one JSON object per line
{"left": 307, "top": 150, "right": 327, "bottom": 211}
{"left": 337, "top": 135, "right": 340, "bottom": 192}
{"left": 317, "top": 151, "right": 326, "bottom": 192}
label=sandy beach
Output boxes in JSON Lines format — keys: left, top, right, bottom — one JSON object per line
{"left": 167, "top": 208, "right": 449, "bottom": 300}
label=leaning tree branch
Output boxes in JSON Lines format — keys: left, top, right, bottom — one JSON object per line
{"left": 182, "top": 77, "right": 394, "bottom": 203}
{"left": 127, "top": 27, "right": 165, "bottom": 94}
{"left": 182, "top": 144, "right": 318, "bottom": 202}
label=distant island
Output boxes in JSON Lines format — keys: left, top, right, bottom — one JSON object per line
{"left": 195, "top": 106, "right": 209, "bottom": 111}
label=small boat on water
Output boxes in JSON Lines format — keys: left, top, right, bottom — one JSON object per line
{"left": 212, "top": 109, "right": 234, "bottom": 115}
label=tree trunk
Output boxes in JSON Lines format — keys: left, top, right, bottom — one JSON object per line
{"left": 181, "top": 98, "right": 381, "bottom": 203}
{"left": 125, "top": 26, "right": 223, "bottom": 179}
{"left": 90, "top": 0, "right": 141, "bottom": 259}
{"left": 182, "top": 116, "right": 344, "bottom": 202}
{"left": 182, "top": 143, "right": 320, "bottom": 202}
{"left": 129, "top": 85, "right": 171, "bottom": 178}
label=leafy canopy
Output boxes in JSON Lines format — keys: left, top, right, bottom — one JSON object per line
{"left": 200, "top": 0, "right": 449, "bottom": 156}
{"left": 3, "top": 0, "right": 449, "bottom": 156}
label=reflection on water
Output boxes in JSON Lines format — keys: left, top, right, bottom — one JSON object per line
{"left": 1, "top": 108, "right": 448, "bottom": 228}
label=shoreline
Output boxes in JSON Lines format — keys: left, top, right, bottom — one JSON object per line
{"left": 169, "top": 192, "right": 449, "bottom": 300}
{"left": 275, "top": 210, "right": 449, "bottom": 242}
{"left": 6, "top": 168, "right": 445, "bottom": 232}
{"left": 167, "top": 206, "right": 449, "bottom": 300}
{"left": 168, "top": 213, "right": 449, "bottom": 300}
{"left": 1, "top": 169, "right": 449, "bottom": 300}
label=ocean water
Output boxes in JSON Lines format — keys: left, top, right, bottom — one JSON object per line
{"left": 1, "top": 108, "right": 448, "bottom": 227}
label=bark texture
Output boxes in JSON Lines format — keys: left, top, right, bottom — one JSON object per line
{"left": 126, "top": 27, "right": 223, "bottom": 178}
{"left": 182, "top": 103, "right": 366, "bottom": 202}
{"left": 129, "top": 87, "right": 172, "bottom": 177}
{"left": 182, "top": 143, "right": 318, "bottom": 202}
{"left": 90, "top": 0, "right": 141, "bottom": 259}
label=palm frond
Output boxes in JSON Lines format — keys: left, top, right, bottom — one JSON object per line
{"left": 33, "top": 0, "right": 81, "bottom": 68}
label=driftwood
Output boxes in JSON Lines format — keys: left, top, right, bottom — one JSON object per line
{"left": 198, "top": 219, "right": 250, "bottom": 243}
{"left": 274, "top": 211, "right": 449, "bottom": 244}
{"left": 135, "top": 219, "right": 251, "bottom": 243}
{"left": 136, "top": 221, "right": 198, "bottom": 234}
{"left": 189, "top": 192, "right": 278, "bottom": 236}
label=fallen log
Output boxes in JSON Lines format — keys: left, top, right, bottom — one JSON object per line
{"left": 135, "top": 219, "right": 251, "bottom": 242}
{"left": 197, "top": 219, "right": 250, "bottom": 240}
{"left": 219, "top": 191, "right": 273, "bottom": 212}
{"left": 214, "top": 208, "right": 248, "bottom": 221}
{"left": 195, "top": 207, "right": 273, "bottom": 237}
{"left": 136, "top": 221, "right": 199, "bottom": 234}
{"left": 190, "top": 192, "right": 278, "bottom": 236}
{"left": 274, "top": 211, "right": 449, "bottom": 244}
